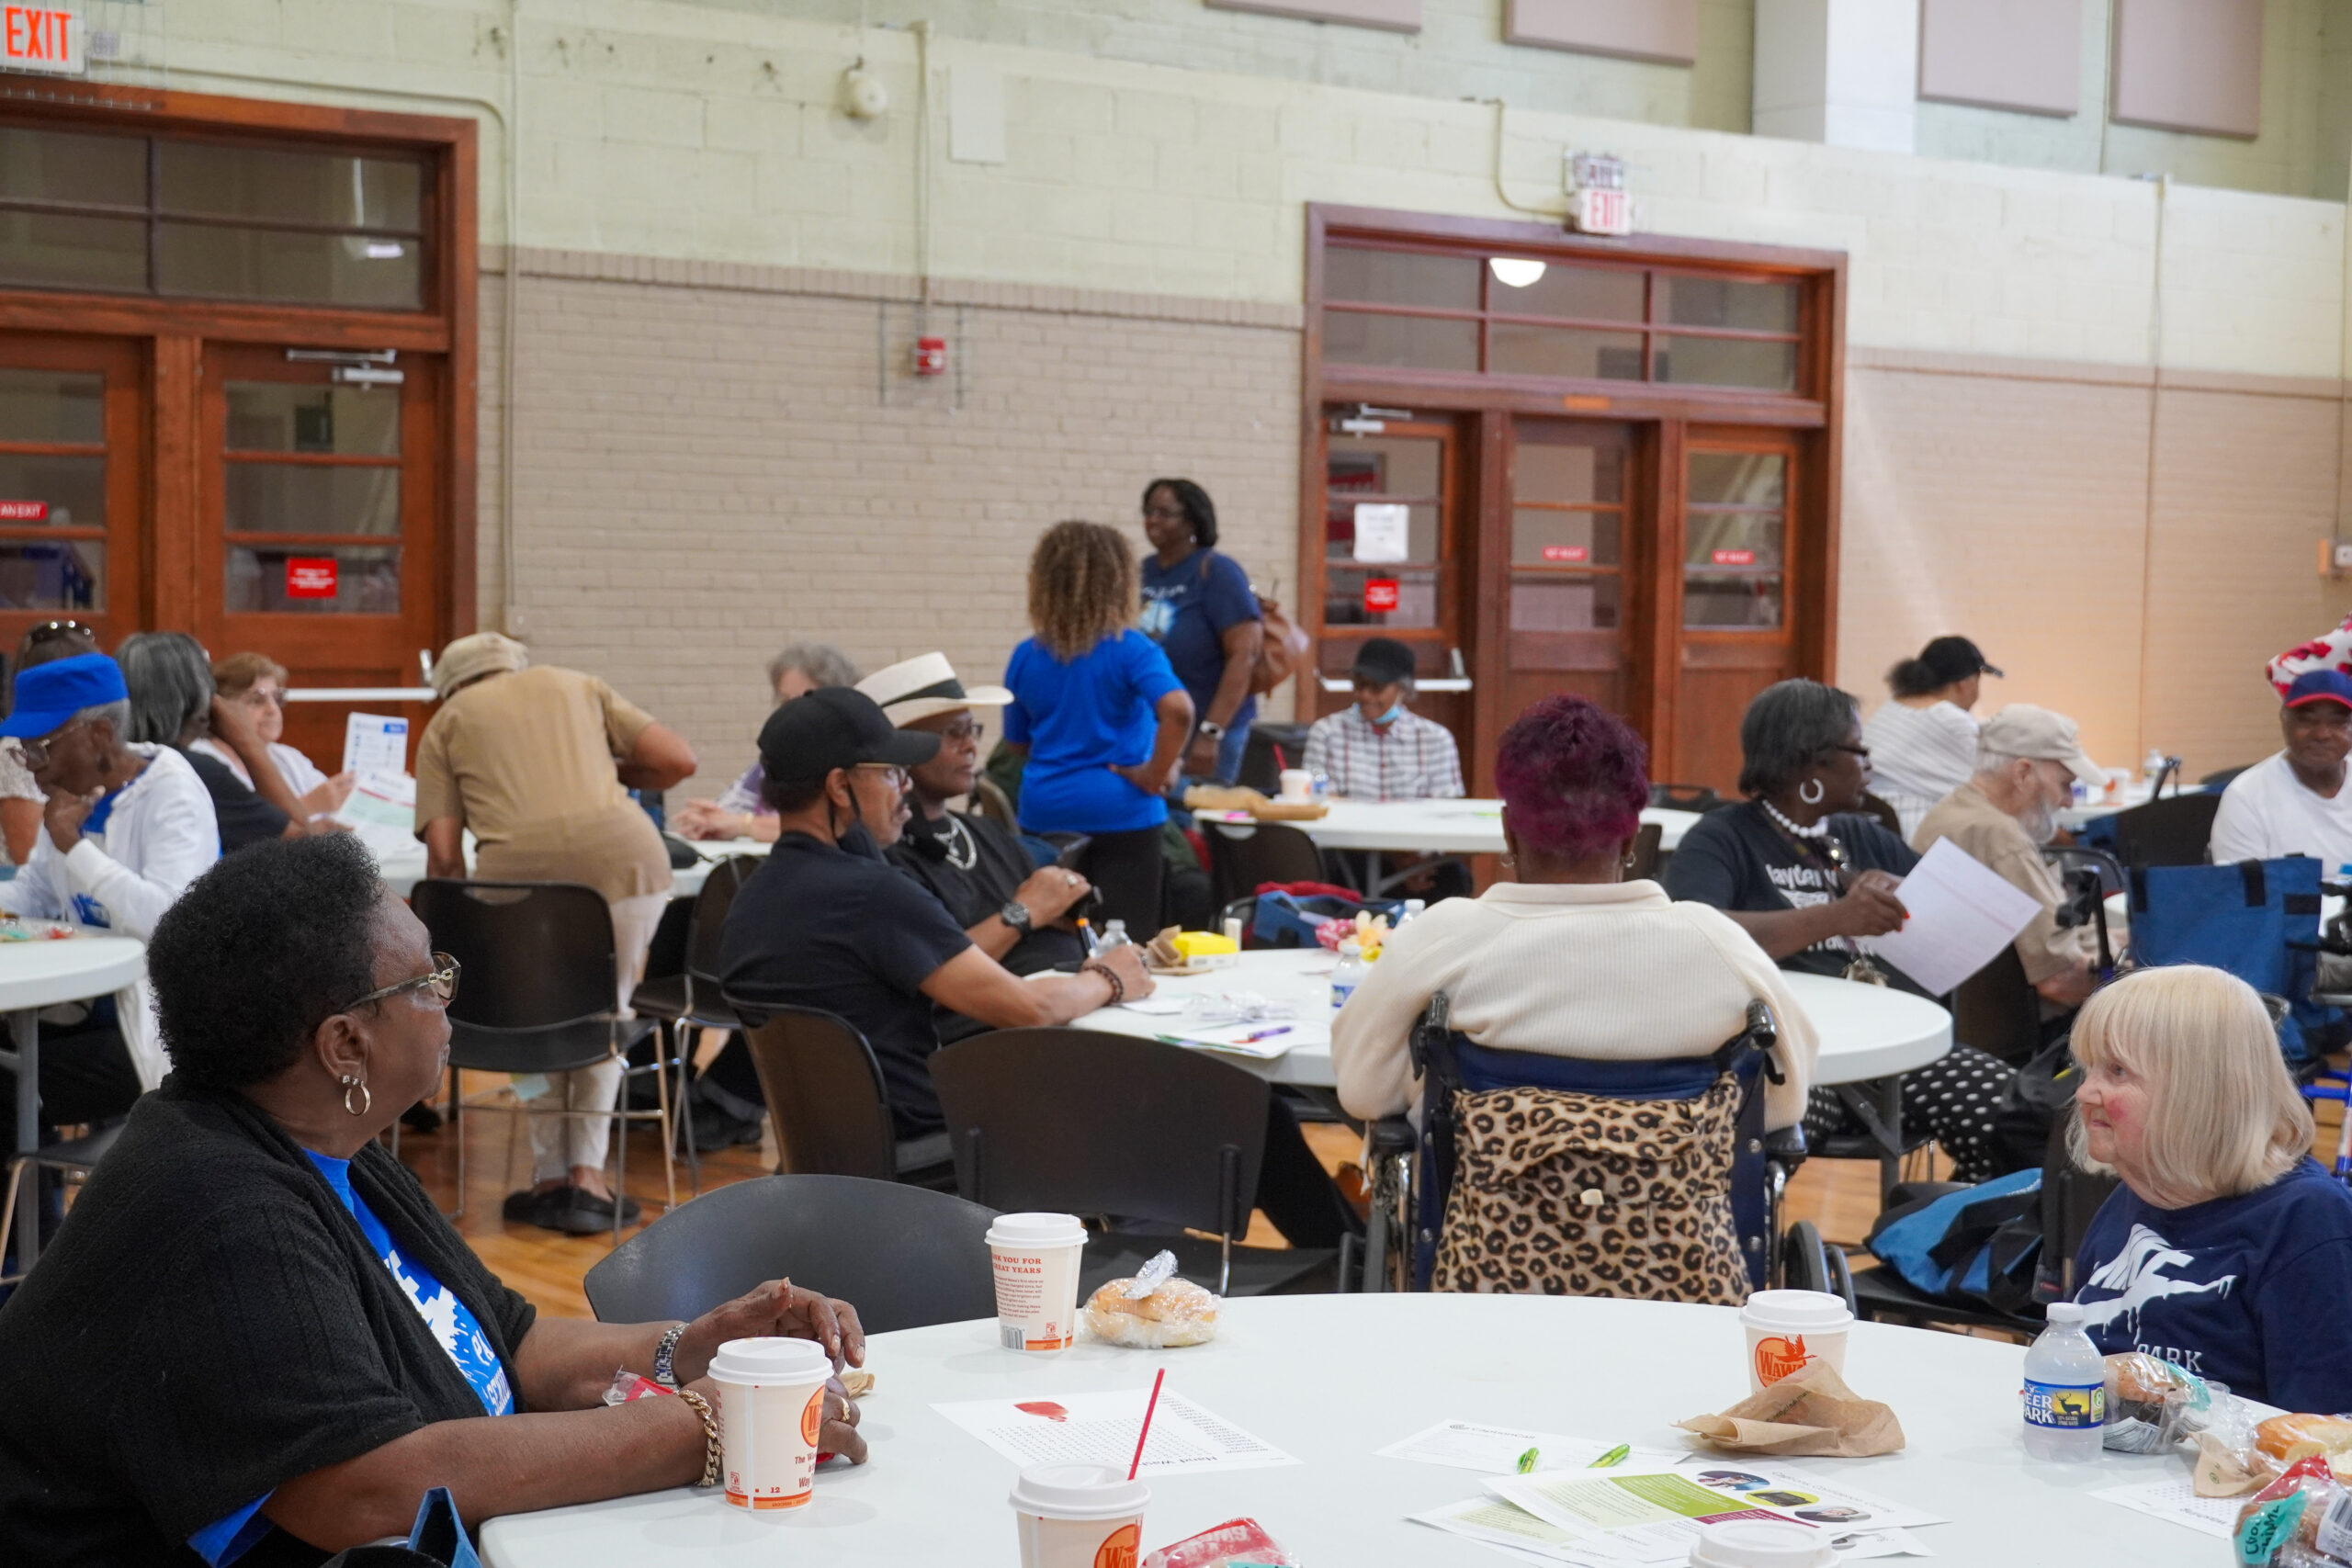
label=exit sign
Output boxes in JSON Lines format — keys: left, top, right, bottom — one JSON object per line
{"left": 1, "top": 7, "right": 82, "bottom": 76}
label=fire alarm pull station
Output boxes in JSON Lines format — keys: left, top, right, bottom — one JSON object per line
{"left": 913, "top": 336, "right": 948, "bottom": 377}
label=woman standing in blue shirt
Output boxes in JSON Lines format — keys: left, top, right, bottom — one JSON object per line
{"left": 1138, "top": 479, "right": 1262, "bottom": 784}
{"left": 2068, "top": 964, "right": 2352, "bottom": 1411}
{"left": 1003, "top": 521, "right": 1193, "bottom": 934}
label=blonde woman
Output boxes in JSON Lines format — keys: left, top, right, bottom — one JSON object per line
{"left": 2068, "top": 964, "right": 2352, "bottom": 1409}
{"left": 1001, "top": 520, "right": 1193, "bottom": 933}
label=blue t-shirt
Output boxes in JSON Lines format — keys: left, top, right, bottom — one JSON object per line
{"left": 2071, "top": 1156, "right": 2352, "bottom": 1411}
{"left": 1002, "top": 630, "right": 1183, "bottom": 834}
{"left": 1138, "top": 548, "right": 1259, "bottom": 733}
{"left": 189, "top": 1153, "right": 514, "bottom": 1567}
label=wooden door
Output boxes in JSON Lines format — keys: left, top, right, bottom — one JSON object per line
{"left": 1314, "top": 412, "right": 1475, "bottom": 750}
{"left": 0, "top": 333, "right": 144, "bottom": 652}
{"left": 1494, "top": 417, "right": 1643, "bottom": 745}
{"left": 1672, "top": 429, "right": 1803, "bottom": 792}
{"left": 194, "top": 342, "right": 443, "bottom": 771}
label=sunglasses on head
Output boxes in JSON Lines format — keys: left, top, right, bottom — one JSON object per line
{"left": 22, "top": 620, "right": 92, "bottom": 648}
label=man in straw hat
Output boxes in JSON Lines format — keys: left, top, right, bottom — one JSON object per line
{"left": 414, "top": 633, "right": 699, "bottom": 1234}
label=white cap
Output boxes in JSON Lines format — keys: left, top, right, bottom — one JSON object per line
{"left": 1687, "top": 1517, "right": 1838, "bottom": 1568}
{"left": 1738, "top": 1289, "right": 1853, "bottom": 1331}
{"left": 1978, "top": 704, "right": 2108, "bottom": 791}
{"left": 1009, "top": 1462, "right": 1150, "bottom": 1521}
{"left": 986, "top": 1212, "right": 1088, "bottom": 1249}
{"left": 707, "top": 1336, "right": 833, "bottom": 1383}
{"left": 2046, "top": 1302, "right": 2085, "bottom": 1325}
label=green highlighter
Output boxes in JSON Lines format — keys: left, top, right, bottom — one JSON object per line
{"left": 1515, "top": 1446, "right": 1540, "bottom": 1473}
{"left": 1589, "top": 1443, "right": 1631, "bottom": 1468}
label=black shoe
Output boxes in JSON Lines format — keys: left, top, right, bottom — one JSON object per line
{"left": 554, "top": 1186, "right": 643, "bottom": 1235}
{"left": 688, "top": 1095, "right": 765, "bottom": 1154}
{"left": 503, "top": 1187, "right": 572, "bottom": 1231}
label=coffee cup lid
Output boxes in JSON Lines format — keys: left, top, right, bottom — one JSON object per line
{"left": 987, "top": 1212, "right": 1088, "bottom": 1248}
{"left": 707, "top": 1336, "right": 833, "bottom": 1383}
{"left": 1739, "top": 1289, "right": 1853, "bottom": 1331}
{"left": 1687, "top": 1517, "right": 1837, "bottom": 1568}
{"left": 1008, "top": 1462, "right": 1151, "bottom": 1520}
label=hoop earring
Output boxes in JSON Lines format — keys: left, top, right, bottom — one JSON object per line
{"left": 341, "top": 1075, "right": 372, "bottom": 1118}
{"left": 1798, "top": 778, "right": 1826, "bottom": 807}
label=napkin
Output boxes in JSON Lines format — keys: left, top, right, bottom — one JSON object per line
{"left": 1675, "top": 1361, "right": 1905, "bottom": 1456}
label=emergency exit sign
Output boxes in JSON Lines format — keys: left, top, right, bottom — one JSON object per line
{"left": 1, "top": 7, "right": 80, "bottom": 75}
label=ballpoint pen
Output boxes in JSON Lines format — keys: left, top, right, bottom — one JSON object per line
{"left": 1236, "top": 1026, "right": 1293, "bottom": 1043}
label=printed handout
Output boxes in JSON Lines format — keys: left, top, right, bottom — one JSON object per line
{"left": 1860, "top": 837, "right": 2042, "bottom": 997}
{"left": 930, "top": 1389, "right": 1297, "bottom": 1476}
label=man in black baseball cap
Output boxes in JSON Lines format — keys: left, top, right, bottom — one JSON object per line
{"left": 721, "top": 688, "right": 1152, "bottom": 1143}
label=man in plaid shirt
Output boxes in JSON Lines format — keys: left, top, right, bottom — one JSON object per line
{"left": 1302, "top": 637, "right": 1465, "bottom": 801}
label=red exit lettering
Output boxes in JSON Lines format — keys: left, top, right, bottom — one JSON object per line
{"left": 1541, "top": 545, "right": 1589, "bottom": 563}
{"left": 1712, "top": 548, "right": 1757, "bottom": 567}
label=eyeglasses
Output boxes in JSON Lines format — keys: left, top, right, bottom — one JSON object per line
{"left": 1142, "top": 504, "right": 1188, "bottom": 523}
{"left": 17, "top": 716, "right": 87, "bottom": 769}
{"left": 940, "top": 718, "right": 985, "bottom": 744}
{"left": 235, "top": 686, "right": 287, "bottom": 708}
{"left": 853, "top": 763, "right": 910, "bottom": 791}
{"left": 343, "top": 953, "right": 461, "bottom": 1011}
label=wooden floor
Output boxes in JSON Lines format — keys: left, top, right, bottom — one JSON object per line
{"left": 399, "top": 1064, "right": 2350, "bottom": 1325}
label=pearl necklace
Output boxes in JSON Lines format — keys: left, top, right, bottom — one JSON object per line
{"left": 1759, "top": 798, "right": 1830, "bottom": 840}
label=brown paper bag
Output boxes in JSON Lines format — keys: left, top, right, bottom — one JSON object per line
{"left": 1674, "top": 1360, "right": 1905, "bottom": 1456}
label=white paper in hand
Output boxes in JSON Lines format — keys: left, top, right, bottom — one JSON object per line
{"left": 1860, "top": 836, "right": 2043, "bottom": 997}
{"left": 343, "top": 712, "right": 409, "bottom": 777}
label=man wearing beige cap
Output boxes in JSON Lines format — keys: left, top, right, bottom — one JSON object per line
{"left": 1914, "top": 705, "right": 2111, "bottom": 1014}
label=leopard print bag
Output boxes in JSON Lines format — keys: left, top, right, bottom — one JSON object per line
{"left": 1430, "top": 1076, "right": 1748, "bottom": 1303}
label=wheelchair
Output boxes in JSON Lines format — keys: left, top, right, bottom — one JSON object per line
{"left": 1346, "top": 993, "right": 1847, "bottom": 1306}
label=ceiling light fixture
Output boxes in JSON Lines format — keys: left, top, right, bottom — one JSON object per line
{"left": 1488, "top": 256, "right": 1547, "bottom": 288}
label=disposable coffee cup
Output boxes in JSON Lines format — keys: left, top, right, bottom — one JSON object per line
{"left": 1687, "top": 1517, "right": 1836, "bottom": 1568}
{"left": 1277, "top": 768, "right": 1313, "bottom": 803}
{"left": 709, "top": 1336, "right": 833, "bottom": 1510}
{"left": 987, "top": 1213, "right": 1088, "bottom": 1352}
{"left": 1010, "top": 1462, "right": 1149, "bottom": 1568}
{"left": 1739, "top": 1289, "right": 1852, "bottom": 1393}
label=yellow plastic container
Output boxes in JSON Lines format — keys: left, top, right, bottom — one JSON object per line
{"left": 1170, "top": 931, "right": 1240, "bottom": 966}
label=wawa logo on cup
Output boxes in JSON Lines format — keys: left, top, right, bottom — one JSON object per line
{"left": 1739, "top": 1289, "right": 1852, "bottom": 1394}
{"left": 1094, "top": 1522, "right": 1141, "bottom": 1568}
{"left": 1753, "top": 1334, "right": 1815, "bottom": 1384}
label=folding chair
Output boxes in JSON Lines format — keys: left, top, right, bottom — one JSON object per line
{"left": 0, "top": 1123, "right": 119, "bottom": 1284}
{"left": 1199, "top": 818, "right": 1328, "bottom": 909}
{"left": 628, "top": 855, "right": 762, "bottom": 1191}
{"left": 2110, "top": 793, "right": 2221, "bottom": 868}
{"left": 726, "top": 998, "right": 956, "bottom": 1184}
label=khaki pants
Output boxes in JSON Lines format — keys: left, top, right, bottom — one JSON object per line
{"left": 529, "top": 890, "right": 668, "bottom": 1182}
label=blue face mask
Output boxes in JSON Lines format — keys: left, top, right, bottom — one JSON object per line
{"left": 1371, "top": 703, "right": 1405, "bottom": 727}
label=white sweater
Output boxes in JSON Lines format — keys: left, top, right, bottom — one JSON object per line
{"left": 1863, "top": 699, "right": 1981, "bottom": 841}
{"left": 0, "top": 745, "right": 220, "bottom": 1089}
{"left": 1329, "top": 880, "right": 1819, "bottom": 1130}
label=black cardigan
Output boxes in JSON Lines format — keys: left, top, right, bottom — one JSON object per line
{"left": 0, "top": 1081, "right": 537, "bottom": 1566}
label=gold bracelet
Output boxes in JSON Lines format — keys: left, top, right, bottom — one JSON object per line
{"left": 673, "top": 1387, "right": 722, "bottom": 1489}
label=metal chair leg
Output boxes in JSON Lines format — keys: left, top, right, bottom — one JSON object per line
{"left": 0, "top": 1155, "right": 25, "bottom": 1280}
{"left": 650, "top": 1036, "right": 677, "bottom": 1213}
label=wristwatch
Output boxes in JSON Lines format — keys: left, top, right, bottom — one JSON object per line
{"left": 1001, "top": 899, "right": 1034, "bottom": 933}
{"left": 653, "top": 1322, "right": 688, "bottom": 1388}
{"left": 1197, "top": 720, "right": 1226, "bottom": 740}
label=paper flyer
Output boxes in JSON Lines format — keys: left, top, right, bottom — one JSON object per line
{"left": 1487, "top": 1466, "right": 1946, "bottom": 1564}
{"left": 2089, "top": 1475, "right": 2241, "bottom": 1539}
{"left": 1376, "top": 1419, "right": 1682, "bottom": 1476}
{"left": 340, "top": 770, "right": 419, "bottom": 861}
{"left": 930, "top": 1390, "right": 1297, "bottom": 1476}
{"left": 1411, "top": 1495, "right": 1624, "bottom": 1565}
{"left": 1859, "top": 837, "right": 2041, "bottom": 996}
{"left": 342, "top": 711, "right": 409, "bottom": 777}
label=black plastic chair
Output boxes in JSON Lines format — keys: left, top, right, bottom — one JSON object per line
{"left": 1199, "top": 818, "right": 1329, "bottom": 909}
{"left": 0, "top": 1122, "right": 119, "bottom": 1283}
{"left": 1952, "top": 945, "right": 2041, "bottom": 1066}
{"left": 410, "top": 880, "right": 671, "bottom": 1240}
{"left": 929, "top": 1028, "right": 1336, "bottom": 1297}
{"left": 1624, "top": 821, "right": 1665, "bottom": 881}
{"left": 629, "top": 856, "right": 761, "bottom": 1190}
{"left": 727, "top": 998, "right": 955, "bottom": 1183}
{"left": 582, "top": 1173, "right": 1001, "bottom": 1333}
{"left": 1856, "top": 791, "right": 1904, "bottom": 839}
{"left": 2111, "top": 792, "right": 2222, "bottom": 868}
{"left": 1649, "top": 783, "right": 1723, "bottom": 812}
{"left": 2200, "top": 764, "right": 2253, "bottom": 791}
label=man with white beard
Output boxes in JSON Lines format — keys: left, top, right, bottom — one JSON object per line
{"left": 1916, "top": 705, "right": 2111, "bottom": 1019}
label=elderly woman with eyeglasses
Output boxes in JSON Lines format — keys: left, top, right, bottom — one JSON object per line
{"left": 192, "top": 650, "right": 357, "bottom": 821}
{"left": 0, "top": 834, "right": 868, "bottom": 1567}
{"left": 1662, "top": 678, "right": 2019, "bottom": 1183}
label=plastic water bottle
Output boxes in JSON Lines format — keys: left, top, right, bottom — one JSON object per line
{"left": 1095, "top": 919, "right": 1132, "bottom": 953}
{"left": 1397, "top": 898, "right": 1427, "bottom": 926}
{"left": 2021, "top": 1302, "right": 2107, "bottom": 1462}
{"left": 1330, "top": 939, "right": 1367, "bottom": 1012}
{"left": 1310, "top": 771, "right": 1331, "bottom": 803}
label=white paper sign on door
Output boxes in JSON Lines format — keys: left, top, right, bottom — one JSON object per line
{"left": 1352, "top": 502, "right": 1410, "bottom": 562}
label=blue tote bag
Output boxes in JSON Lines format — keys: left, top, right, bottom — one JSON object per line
{"left": 2127, "top": 856, "right": 2334, "bottom": 1060}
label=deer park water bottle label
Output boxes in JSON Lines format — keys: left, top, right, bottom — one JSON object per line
{"left": 2022, "top": 1380, "right": 2103, "bottom": 1429}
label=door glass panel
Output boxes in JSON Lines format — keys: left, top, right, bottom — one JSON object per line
{"left": 226, "top": 383, "right": 401, "bottom": 456}
{"left": 0, "top": 454, "right": 104, "bottom": 525}
{"left": 1328, "top": 434, "right": 1442, "bottom": 499}
{"left": 1657, "top": 336, "right": 1799, "bottom": 391}
{"left": 1325, "top": 246, "right": 1481, "bottom": 310}
{"left": 1489, "top": 261, "right": 1644, "bottom": 321}
{"left": 1684, "top": 573, "right": 1782, "bottom": 628}
{"left": 227, "top": 545, "right": 401, "bottom": 614}
{"left": 1325, "top": 566, "right": 1439, "bottom": 629}
{"left": 157, "top": 226, "right": 422, "bottom": 309}
{"left": 0, "top": 127, "right": 147, "bottom": 208}
{"left": 1487, "top": 323, "right": 1644, "bottom": 380}
{"left": 1690, "top": 452, "right": 1787, "bottom": 507}
{"left": 0, "top": 370, "right": 103, "bottom": 444}
{"left": 0, "top": 211, "right": 148, "bottom": 291}
{"left": 1325, "top": 500, "right": 1439, "bottom": 561}
{"left": 1321, "top": 309, "right": 1477, "bottom": 372}
{"left": 226, "top": 463, "right": 401, "bottom": 536}
{"left": 158, "top": 142, "right": 424, "bottom": 231}
{"left": 1510, "top": 573, "right": 1620, "bottom": 631}
{"left": 1686, "top": 511, "right": 1785, "bottom": 570}
{"left": 1511, "top": 507, "right": 1621, "bottom": 568}
{"left": 0, "top": 540, "right": 102, "bottom": 610}
{"left": 1518, "top": 432, "right": 1627, "bottom": 505}
{"left": 1657, "top": 276, "right": 1801, "bottom": 333}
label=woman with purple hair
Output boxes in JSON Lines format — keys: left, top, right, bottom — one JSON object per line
{"left": 1330, "top": 693, "right": 1817, "bottom": 1124}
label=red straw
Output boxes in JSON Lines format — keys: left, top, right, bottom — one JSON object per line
{"left": 1127, "top": 1368, "right": 1167, "bottom": 1481}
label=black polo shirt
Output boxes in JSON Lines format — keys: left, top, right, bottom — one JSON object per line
{"left": 1662, "top": 801, "right": 1922, "bottom": 987}
{"left": 179, "top": 748, "right": 290, "bottom": 855}
{"left": 719, "top": 829, "right": 973, "bottom": 1138}
{"left": 887, "top": 807, "right": 1086, "bottom": 977}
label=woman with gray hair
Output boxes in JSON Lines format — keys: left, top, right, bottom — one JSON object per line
{"left": 117, "top": 631, "right": 324, "bottom": 854}
{"left": 1663, "top": 678, "right": 2017, "bottom": 1181}
{"left": 673, "top": 641, "right": 862, "bottom": 842}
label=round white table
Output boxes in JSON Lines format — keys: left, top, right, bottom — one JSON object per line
{"left": 477, "top": 1293, "right": 2214, "bottom": 1566}
{"left": 372, "top": 836, "right": 774, "bottom": 902}
{"left": 1199, "top": 801, "right": 1699, "bottom": 896}
{"left": 1070, "top": 950, "right": 1951, "bottom": 1092}
{"left": 1, "top": 933, "right": 146, "bottom": 1270}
